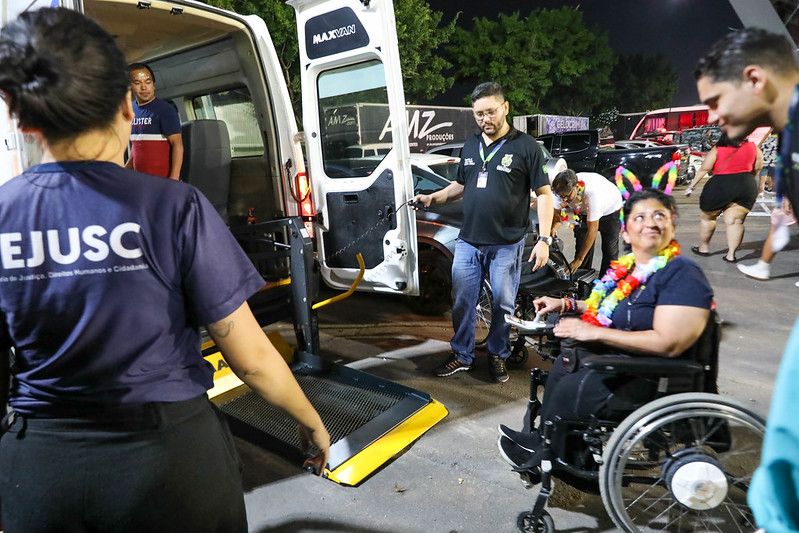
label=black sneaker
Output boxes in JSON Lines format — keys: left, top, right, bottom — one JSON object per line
{"left": 488, "top": 355, "right": 509, "bottom": 383}
{"left": 433, "top": 354, "right": 473, "bottom": 377}
{"left": 497, "top": 435, "right": 535, "bottom": 469}
{"left": 498, "top": 424, "right": 541, "bottom": 452}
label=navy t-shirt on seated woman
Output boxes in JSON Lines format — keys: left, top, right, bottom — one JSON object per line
{"left": 0, "top": 161, "right": 266, "bottom": 415}
{"left": 609, "top": 256, "right": 714, "bottom": 332}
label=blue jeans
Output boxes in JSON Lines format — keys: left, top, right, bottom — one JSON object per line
{"left": 450, "top": 238, "right": 525, "bottom": 364}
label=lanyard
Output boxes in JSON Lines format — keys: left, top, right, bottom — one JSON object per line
{"left": 478, "top": 137, "right": 508, "bottom": 171}
{"left": 774, "top": 84, "right": 799, "bottom": 203}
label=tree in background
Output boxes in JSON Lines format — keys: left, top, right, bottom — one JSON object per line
{"left": 533, "top": 8, "right": 615, "bottom": 117}
{"left": 609, "top": 54, "right": 678, "bottom": 113}
{"left": 448, "top": 8, "right": 615, "bottom": 116}
{"left": 205, "top": 0, "right": 455, "bottom": 112}
{"left": 394, "top": 0, "right": 457, "bottom": 102}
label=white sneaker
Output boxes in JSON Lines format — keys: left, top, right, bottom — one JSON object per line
{"left": 737, "top": 261, "right": 770, "bottom": 280}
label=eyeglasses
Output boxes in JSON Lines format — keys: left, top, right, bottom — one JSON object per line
{"left": 473, "top": 103, "right": 505, "bottom": 120}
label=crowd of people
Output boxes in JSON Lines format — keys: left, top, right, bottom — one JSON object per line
{"left": 0, "top": 5, "right": 798, "bottom": 531}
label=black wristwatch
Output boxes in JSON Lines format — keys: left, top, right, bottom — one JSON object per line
{"left": 537, "top": 236, "right": 553, "bottom": 246}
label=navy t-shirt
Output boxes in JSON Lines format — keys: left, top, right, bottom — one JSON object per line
{"left": 456, "top": 128, "right": 548, "bottom": 245}
{"left": 0, "top": 161, "right": 265, "bottom": 414}
{"left": 609, "top": 256, "right": 713, "bottom": 331}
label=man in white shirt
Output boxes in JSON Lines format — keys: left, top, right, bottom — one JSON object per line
{"left": 551, "top": 169, "right": 623, "bottom": 275}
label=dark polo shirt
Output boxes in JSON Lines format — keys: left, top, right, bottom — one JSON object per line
{"left": 456, "top": 128, "right": 548, "bottom": 245}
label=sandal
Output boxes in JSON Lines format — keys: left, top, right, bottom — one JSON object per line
{"left": 690, "top": 246, "right": 711, "bottom": 257}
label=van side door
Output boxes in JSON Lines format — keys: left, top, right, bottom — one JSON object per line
{"left": 289, "top": 0, "right": 418, "bottom": 295}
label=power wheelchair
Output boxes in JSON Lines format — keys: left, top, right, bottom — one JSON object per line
{"left": 502, "top": 311, "right": 766, "bottom": 533}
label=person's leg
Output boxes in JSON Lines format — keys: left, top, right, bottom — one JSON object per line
{"left": 0, "top": 399, "right": 248, "bottom": 533}
{"left": 738, "top": 226, "right": 775, "bottom": 279}
{"left": 697, "top": 209, "right": 721, "bottom": 253}
{"left": 449, "top": 239, "right": 485, "bottom": 366}
{"left": 573, "top": 221, "right": 595, "bottom": 270}
{"left": 723, "top": 203, "right": 750, "bottom": 261}
{"left": 598, "top": 211, "right": 621, "bottom": 275}
{"left": 485, "top": 238, "right": 525, "bottom": 360}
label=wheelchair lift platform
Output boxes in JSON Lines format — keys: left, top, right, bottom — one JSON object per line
{"left": 205, "top": 217, "right": 447, "bottom": 486}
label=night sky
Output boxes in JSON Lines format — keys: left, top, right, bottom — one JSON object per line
{"left": 425, "top": 0, "right": 743, "bottom": 110}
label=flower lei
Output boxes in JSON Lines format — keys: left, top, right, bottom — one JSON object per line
{"left": 559, "top": 180, "right": 585, "bottom": 225}
{"left": 581, "top": 240, "right": 681, "bottom": 327}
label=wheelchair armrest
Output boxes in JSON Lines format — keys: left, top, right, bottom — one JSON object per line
{"left": 579, "top": 354, "right": 704, "bottom": 375}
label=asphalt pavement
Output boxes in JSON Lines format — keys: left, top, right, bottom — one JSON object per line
{"left": 240, "top": 185, "right": 798, "bottom": 532}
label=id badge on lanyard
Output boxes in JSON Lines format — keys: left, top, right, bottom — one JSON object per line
{"left": 476, "top": 170, "right": 488, "bottom": 189}
{"left": 477, "top": 137, "right": 507, "bottom": 190}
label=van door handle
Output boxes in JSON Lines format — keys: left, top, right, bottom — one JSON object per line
{"left": 343, "top": 194, "right": 359, "bottom": 204}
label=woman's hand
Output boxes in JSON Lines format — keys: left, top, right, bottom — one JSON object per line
{"left": 553, "top": 317, "right": 600, "bottom": 342}
{"left": 299, "top": 423, "right": 331, "bottom": 476}
{"left": 533, "top": 296, "right": 562, "bottom": 315}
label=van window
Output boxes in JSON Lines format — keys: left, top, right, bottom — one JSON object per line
{"left": 191, "top": 88, "right": 264, "bottom": 158}
{"left": 317, "top": 60, "right": 389, "bottom": 178}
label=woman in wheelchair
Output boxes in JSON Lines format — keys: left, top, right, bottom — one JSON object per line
{"left": 499, "top": 187, "right": 714, "bottom": 469}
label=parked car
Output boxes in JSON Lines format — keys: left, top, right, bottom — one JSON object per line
{"left": 343, "top": 143, "right": 393, "bottom": 158}
{"left": 538, "top": 129, "right": 692, "bottom": 186}
{"left": 426, "top": 141, "right": 464, "bottom": 158}
{"left": 426, "top": 141, "right": 566, "bottom": 182}
{"left": 411, "top": 153, "right": 460, "bottom": 181}
{"left": 613, "top": 139, "right": 664, "bottom": 149}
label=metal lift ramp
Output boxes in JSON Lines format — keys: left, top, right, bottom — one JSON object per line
{"left": 205, "top": 217, "right": 447, "bottom": 486}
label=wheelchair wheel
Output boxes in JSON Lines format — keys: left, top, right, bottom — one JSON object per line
{"left": 599, "top": 393, "right": 764, "bottom": 532}
{"left": 517, "top": 509, "right": 554, "bottom": 533}
{"left": 475, "top": 280, "right": 492, "bottom": 347}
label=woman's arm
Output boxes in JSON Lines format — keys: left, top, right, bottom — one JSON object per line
{"left": 207, "top": 302, "right": 330, "bottom": 473}
{"left": 552, "top": 305, "right": 710, "bottom": 358}
{"left": 685, "top": 147, "right": 717, "bottom": 196}
{"left": 754, "top": 146, "right": 764, "bottom": 177}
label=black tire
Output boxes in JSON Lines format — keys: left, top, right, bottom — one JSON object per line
{"left": 508, "top": 344, "right": 529, "bottom": 367}
{"left": 407, "top": 249, "right": 451, "bottom": 315}
{"left": 517, "top": 510, "right": 555, "bottom": 533}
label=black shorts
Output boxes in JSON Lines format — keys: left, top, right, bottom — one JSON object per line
{"left": 699, "top": 172, "right": 758, "bottom": 212}
{"left": 0, "top": 396, "right": 247, "bottom": 533}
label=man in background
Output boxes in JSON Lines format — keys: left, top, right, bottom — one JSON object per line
{"left": 128, "top": 63, "right": 183, "bottom": 179}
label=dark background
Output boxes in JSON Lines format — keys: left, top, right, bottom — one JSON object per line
{"left": 426, "top": 0, "right": 743, "bottom": 109}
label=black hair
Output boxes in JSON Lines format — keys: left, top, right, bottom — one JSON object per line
{"left": 552, "top": 169, "right": 578, "bottom": 196}
{"left": 471, "top": 82, "right": 504, "bottom": 103}
{"left": 714, "top": 132, "right": 741, "bottom": 148}
{"left": 623, "top": 188, "right": 678, "bottom": 223}
{"left": 0, "top": 8, "right": 129, "bottom": 143}
{"left": 129, "top": 62, "right": 155, "bottom": 83}
{"left": 695, "top": 28, "right": 799, "bottom": 82}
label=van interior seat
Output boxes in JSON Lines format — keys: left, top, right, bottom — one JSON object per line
{"left": 180, "top": 119, "right": 231, "bottom": 222}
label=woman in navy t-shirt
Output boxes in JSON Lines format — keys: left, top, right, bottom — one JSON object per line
{"left": 0, "top": 8, "right": 329, "bottom": 532}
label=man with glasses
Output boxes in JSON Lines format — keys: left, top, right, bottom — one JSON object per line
{"left": 694, "top": 28, "right": 799, "bottom": 530}
{"left": 551, "top": 169, "right": 623, "bottom": 275}
{"left": 413, "top": 82, "right": 553, "bottom": 383}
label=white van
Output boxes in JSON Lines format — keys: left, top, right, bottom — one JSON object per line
{"left": 0, "top": 0, "right": 418, "bottom": 297}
